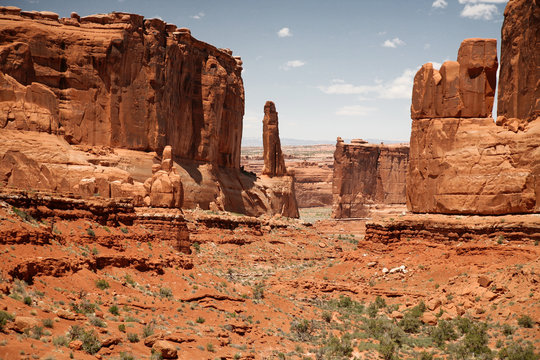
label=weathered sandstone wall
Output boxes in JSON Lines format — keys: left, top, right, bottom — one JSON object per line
{"left": 0, "top": 8, "right": 244, "bottom": 168}
{"left": 0, "top": 7, "right": 301, "bottom": 217}
{"left": 497, "top": 0, "right": 540, "bottom": 122}
{"left": 332, "top": 138, "right": 409, "bottom": 219}
{"left": 407, "top": 1, "right": 540, "bottom": 215}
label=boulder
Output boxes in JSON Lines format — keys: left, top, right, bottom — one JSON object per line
{"left": 13, "top": 316, "right": 39, "bottom": 333}
{"left": 152, "top": 340, "right": 178, "bottom": 359}
{"left": 144, "top": 146, "right": 183, "bottom": 208}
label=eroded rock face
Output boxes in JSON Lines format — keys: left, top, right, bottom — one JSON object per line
{"left": 332, "top": 138, "right": 409, "bottom": 219}
{"left": 411, "top": 39, "right": 497, "bottom": 120}
{"left": 0, "top": 8, "right": 301, "bottom": 217}
{"left": 0, "top": 8, "right": 244, "bottom": 168}
{"left": 143, "top": 145, "right": 183, "bottom": 208}
{"left": 262, "top": 101, "right": 287, "bottom": 177}
{"left": 408, "top": 118, "right": 540, "bottom": 214}
{"left": 407, "top": 6, "right": 540, "bottom": 215}
{"left": 497, "top": 0, "right": 540, "bottom": 122}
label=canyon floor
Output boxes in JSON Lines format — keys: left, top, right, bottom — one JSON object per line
{"left": 0, "top": 200, "right": 538, "bottom": 360}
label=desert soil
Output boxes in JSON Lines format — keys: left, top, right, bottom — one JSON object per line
{"left": 0, "top": 204, "right": 538, "bottom": 359}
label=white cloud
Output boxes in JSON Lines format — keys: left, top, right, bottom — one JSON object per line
{"left": 458, "top": 0, "right": 507, "bottom": 3}
{"left": 379, "top": 69, "right": 416, "bottom": 99}
{"left": 190, "top": 12, "right": 205, "bottom": 20}
{"left": 432, "top": 0, "right": 448, "bottom": 8}
{"left": 281, "top": 60, "right": 305, "bottom": 70}
{"left": 336, "top": 105, "right": 376, "bottom": 116}
{"left": 319, "top": 68, "right": 417, "bottom": 100}
{"left": 277, "top": 27, "right": 292, "bottom": 38}
{"left": 429, "top": 61, "right": 443, "bottom": 70}
{"left": 382, "top": 37, "right": 406, "bottom": 48}
{"left": 460, "top": 3, "right": 498, "bottom": 20}
{"left": 424, "top": 43, "right": 431, "bottom": 49}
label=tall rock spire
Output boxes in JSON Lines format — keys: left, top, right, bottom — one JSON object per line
{"left": 262, "top": 101, "right": 287, "bottom": 177}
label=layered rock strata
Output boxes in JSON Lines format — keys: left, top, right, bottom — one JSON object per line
{"left": 408, "top": 9, "right": 540, "bottom": 215}
{"left": 0, "top": 189, "right": 192, "bottom": 253}
{"left": 332, "top": 138, "right": 409, "bottom": 219}
{"left": 365, "top": 214, "right": 540, "bottom": 244}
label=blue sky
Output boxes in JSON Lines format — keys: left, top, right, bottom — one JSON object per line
{"left": 2, "top": 0, "right": 508, "bottom": 142}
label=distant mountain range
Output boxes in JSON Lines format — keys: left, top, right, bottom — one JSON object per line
{"left": 241, "top": 137, "right": 407, "bottom": 147}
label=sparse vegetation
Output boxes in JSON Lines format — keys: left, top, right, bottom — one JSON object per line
{"left": 127, "top": 332, "right": 140, "bottom": 343}
{"left": 95, "top": 279, "right": 110, "bottom": 290}
{"left": 252, "top": 282, "right": 265, "bottom": 300}
{"left": 67, "top": 325, "right": 101, "bottom": 354}
{"left": 0, "top": 311, "right": 14, "bottom": 331}
{"left": 159, "top": 287, "right": 173, "bottom": 299}
{"left": 517, "top": 315, "right": 534, "bottom": 328}
{"left": 109, "top": 304, "right": 120, "bottom": 316}
{"left": 290, "top": 319, "right": 314, "bottom": 341}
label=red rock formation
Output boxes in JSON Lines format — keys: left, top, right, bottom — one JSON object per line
{"left": 262, "top": 101, "right": 287, "bottom": 177}
{"left": 497, "top": 0, "right": 540, "bottom": 122}
{"left": 258, "top": 101, "right": 299, "bottom": 218}
{"left": 143, "top": 146, "right": 184, "bottom": 208}
{"left": 408, "top": 2, "right": 540, "bottom": 215}
{"left": 332, "top": 138, "right": 409, "bottom": 219}
{"left": 411, "top": 39, "right": 497, "bottom": 120}
{"left": 0, "top": 8, "right": 300, "bottom": 217}
{"left": 0, "top": 8, "right": 244, "bottom": 168}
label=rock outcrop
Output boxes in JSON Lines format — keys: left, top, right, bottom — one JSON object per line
{"left": 407, "top": 1, "right": 540, "bottom": 215}
{"left": 0, "top": 8, "right": 299, "bottom": 217}
{"left": 143, "top": 146, "right": 183, "bottom": 208}
{"left": 332, "top": 138, "right": 409, "bottom": 219}
{"left": 0, "top": 8, "right": 244, "bottom": 168}
{"left": 497, "top": 0, "right": 540, "bottom": 122}
{"left": 411, "top": 38, "right": 497, "bottom": 120}
{"left": 258, "top": 101, "right": 299, "bottom": 218}
{"left": 262, "top": 101, "right": 287, "bottom": 177}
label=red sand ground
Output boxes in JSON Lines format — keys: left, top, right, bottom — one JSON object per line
{"left": 0, "top": 203, "right": 538, "bottom": 359}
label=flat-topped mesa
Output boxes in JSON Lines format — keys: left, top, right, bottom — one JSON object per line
{"left": 0, "top": 7, "right": 244, "bottom": 169}
{"left": 407, "top": 2, "right": 540, "bottom": 215}
{"left": 411, "top": 38, "right": 497, "bottom": 119}
{"left": 262, "top": 101, "right": 287, "bottom": 177}
{"left": 497, "top": 0, "right": 540, "bottom": 122}
{"left": 332, "top": 138, "right": 409, "bottom": 219}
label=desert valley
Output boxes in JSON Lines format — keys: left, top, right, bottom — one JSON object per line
{"left": 0, "top": 1, "right": 538, "bottom": 359}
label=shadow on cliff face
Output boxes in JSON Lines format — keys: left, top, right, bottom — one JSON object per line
{"left": 178, "top": 160, "right": 203, "bottom": 185}
{"left": 216, "top": 167, "right": 262, "bottom": 216}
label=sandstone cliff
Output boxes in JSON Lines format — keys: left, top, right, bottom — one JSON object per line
{"left": 0, "top": 8, "right": 244, "bottom": 167}
{"left": 332, "top": 138, "right": 409, "bottom": 219}
{"left": 497, "top": 0, "right": 540, "bottom": 122}
{"left": 407, "top": 0, "right": 540, "bottom": 214}
{"left": 0, "top": 7, "right": 298, "bottom": 217}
